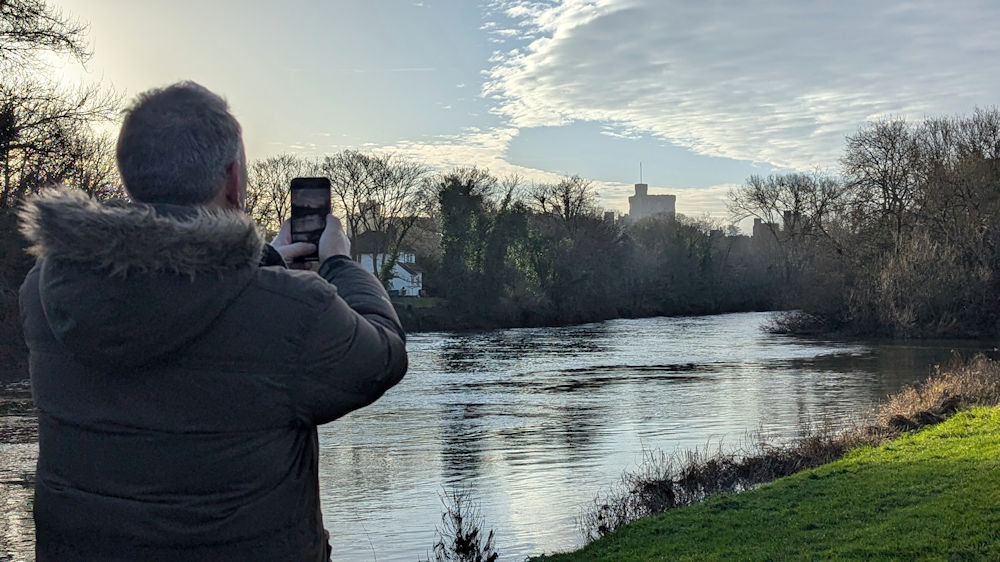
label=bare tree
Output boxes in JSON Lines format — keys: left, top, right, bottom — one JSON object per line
{"left": 917, "top": 108, "right": 1000, "bottom": 233}
{"left": 55, "top": 131, "right": 123, "bottom": 199}
{"left": 496, "top": 173, "right": 525, "bottom": 211}
{"left": 842, "top": 117, "right": 922, "bottom": 243}
{"left": 318, "top": 150, "right": 430, "bottom": 284}
{"left": 530, "top": 175, "right": 599, "bottom": 224}
{"left": 728, "top": 172, "right": 845, "bottom": 241}
{"left": 0, "top": 1, "right": 119, "bottom": 207}
{"left": 727, "top": 172, "right": 846, "bottom": 295}
{"left": 1, "top": 80, "right": 119, "bottom": 206}
{"left": 318, "top": 149, "right": 369, "bottom": 241}
{"left": 245, "top": 154, "right": 314, "bottom": 232}
{"left": 0, "top": 0, "right": 89, "bottom": 68}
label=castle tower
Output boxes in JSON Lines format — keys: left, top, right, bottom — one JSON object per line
{"left": 628, "top": 183, "right": 675, "bottom": 222}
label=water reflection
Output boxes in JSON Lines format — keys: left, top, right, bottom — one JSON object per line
{"left": 1, "top": 313, "right": 995, "bottom": 561}
{"left": 1, "top": 380, "right": 36, "bottom": 561}
{"left": 440, "top": 402, "right": 489, "bottom": 482}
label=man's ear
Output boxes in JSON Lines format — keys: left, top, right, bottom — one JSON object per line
{"left": 223, "top": 159, "right": 242, "bottom": 209}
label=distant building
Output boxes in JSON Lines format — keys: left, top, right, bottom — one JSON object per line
{"left": 752, "top": 218, "right": 779, "bottom": 239}
{"left": 627, "top": 183, "right": 676, "bottom": 222}
{"left": 353, "top": 231, "right": 424, "bottom": 297}
{"left": 782, "top": 210, "right": 803, "bottom": 234}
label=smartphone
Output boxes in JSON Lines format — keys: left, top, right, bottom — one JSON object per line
{"left": 290, "top": 177, "right": 331, "bottom": 262}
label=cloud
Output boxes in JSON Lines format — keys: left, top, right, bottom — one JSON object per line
{"left": 599, "top": 124, "right": 641, "bottom": 139}
{"left": 483, "top": 0, "right": 1000, "bottom": 169}
{"left": 348, "top": 67, "right": 436, "bottom": 73}
{"left": 670, "top": 184, "right": 737, "bottom": 220}
{"left": 384, "top": 127, "right": 567, "bottom": 185}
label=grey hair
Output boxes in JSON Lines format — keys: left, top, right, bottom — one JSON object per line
{"left": 116, "top": 81, "right": 242, "bottom": 205}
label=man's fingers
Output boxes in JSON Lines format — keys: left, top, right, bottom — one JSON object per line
{"left": 277, "top": 242, "right": 316, "bottom": 261}
{"left": 319, "top": 214, "right": 351, "bottom": 261}
{"left": 272, "top": 219, "right": 293, "bottom": 246}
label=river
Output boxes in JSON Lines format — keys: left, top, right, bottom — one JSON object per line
{"left": 0, "top": 312, "right": 992, "bottom": 561}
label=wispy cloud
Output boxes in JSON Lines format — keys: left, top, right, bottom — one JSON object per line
{"left": 483, "top": 0, "right": 1000, "bottom": 170}
{"left": 385, "top": 127, "right": 568, "bottom": 185}
{"left": 348, "top": 67, "right": 436, "bottom": 73}
{"left": 599, "top": 124, "right": 641, "bottom": 140}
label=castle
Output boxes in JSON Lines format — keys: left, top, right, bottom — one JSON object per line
{"left": 627, "top": 183, "right": 676, "bottom": 222}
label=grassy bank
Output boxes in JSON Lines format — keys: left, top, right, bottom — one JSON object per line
{"left": 534, "top": 405, "right": 1000, "bottom": 560}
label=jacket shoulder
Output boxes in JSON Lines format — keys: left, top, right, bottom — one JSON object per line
{"left": 250, "top": 266, "right": 340, "bottom": 308}
{"left": 176, "top": 267, "right": 344, "bottom": 371}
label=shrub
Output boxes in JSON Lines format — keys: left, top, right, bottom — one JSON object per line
{"left": 423, "top": 489, "right": 498, "bottom": 562}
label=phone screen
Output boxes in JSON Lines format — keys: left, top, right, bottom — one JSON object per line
{"left": 290, "top": 177, "right": 331, "bottom": 262}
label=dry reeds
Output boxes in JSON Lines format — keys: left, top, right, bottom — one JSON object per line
{"left": 580, "top": 425, "right": 865, "bottom": 543}
{"left": 878, "top": 354, "right": 1000, "bottom": 429}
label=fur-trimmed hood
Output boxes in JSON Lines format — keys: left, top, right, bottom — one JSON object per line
{"left": 19, "top": 187, "right": 264, "bottom": 277}
{"left": 18, "top": 187, "right": 266, "bottom": 369}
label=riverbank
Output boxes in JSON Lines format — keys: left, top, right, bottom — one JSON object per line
{"left": 530, "top": 356, "right": 1000, "bottom": 560}
{"left": 533, "top": 406, "right": 1000, "bottom": 560}
{"left": 392, "top": 296, "right": 773, "bottom": 333}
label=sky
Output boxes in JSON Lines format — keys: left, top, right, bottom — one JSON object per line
{"left": 46, "top": 0, "right": 1000, "bottom": 223}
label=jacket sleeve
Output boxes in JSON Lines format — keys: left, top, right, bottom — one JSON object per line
{"left": 259, "top": 244, "right": 287, "bottom": 268}
{"left": 290, "top": 256, "right": 408, "bottom": 425}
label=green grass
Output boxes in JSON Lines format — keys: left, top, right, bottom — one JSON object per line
{"left": 533, "top": 407, "right": 1000, "bottom": 561}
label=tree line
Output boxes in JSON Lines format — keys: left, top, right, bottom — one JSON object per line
{"left": 237, "top": 154, "right": 784, "bottom": 328}
{"left": 729, "top": 108, "right": 1000, "bottom": 338}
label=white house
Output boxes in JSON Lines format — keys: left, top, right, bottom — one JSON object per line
{"left": 354, "top": 231, "right": 424, "bottom": 297}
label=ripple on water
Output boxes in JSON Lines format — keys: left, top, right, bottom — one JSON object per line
{"left": 1, "top": 441, "right": 37, "bottom": 562}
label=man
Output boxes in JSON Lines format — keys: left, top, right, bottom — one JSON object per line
{"left": 18, "top": 81, "right": 408, "bottom": 560}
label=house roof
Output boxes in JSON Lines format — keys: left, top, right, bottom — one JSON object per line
{"left": 353, "top": 231, "right": 389, "bottom": 254}
{"left": 397, "top": 261, "right": 424, "bottom": 275}
{"left": 353, "top": 230, "right": 415, "bottom": 255}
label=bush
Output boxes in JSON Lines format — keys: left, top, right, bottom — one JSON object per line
{"left": 423, "top": 489, "right": 498, "bottom": 562}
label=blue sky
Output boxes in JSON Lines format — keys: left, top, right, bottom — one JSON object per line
{"left": 49, "top": 0, "right": 1000, "bottom": 221}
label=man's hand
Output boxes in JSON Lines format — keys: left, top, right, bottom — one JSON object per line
{"left": 271, "top": 220, "right": 316, "bottom": 263}
{"left": 319, "top": 215, "right": 351, "bottom": 262}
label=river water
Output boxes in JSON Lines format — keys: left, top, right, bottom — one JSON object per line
{"left": 0, "top": 312, "right": 992, "bottom": 560}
